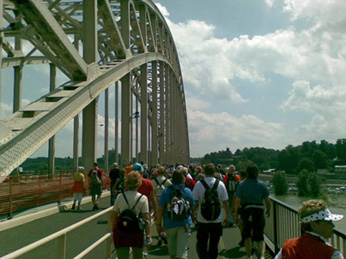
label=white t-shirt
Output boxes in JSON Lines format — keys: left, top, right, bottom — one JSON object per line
{"left": 151, "top": 175, "right": 172, "bottom": 188}
{"left": 193, "top": 176, "right": 229, "bottom": 223}
{"left": 113, "top": 190, "right": 149, "bottom": 215}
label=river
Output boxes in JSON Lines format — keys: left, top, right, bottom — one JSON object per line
{"left": 272, "top": 193, "right": 346, "bottom": 233}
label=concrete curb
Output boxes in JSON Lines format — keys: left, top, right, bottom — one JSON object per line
{"left": 0, "top": 191, "right": 111, "bottom": 232}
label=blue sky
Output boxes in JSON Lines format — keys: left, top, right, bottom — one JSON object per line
{"left": 1, "top": 0, "right": 346, "bottom": 159}
{"left": 153, "top": 0, "right": 346, "bottom": 157}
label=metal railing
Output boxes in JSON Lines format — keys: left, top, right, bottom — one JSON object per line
{"left": 0, "top": 207, "right": 114, "bottom": 259}
{"left": 265, "top": 196, "right": 346, "bottom": 256}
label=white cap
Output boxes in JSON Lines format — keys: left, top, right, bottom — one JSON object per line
{"left": 301, "top": 208, "right": 344, "bottom": 223}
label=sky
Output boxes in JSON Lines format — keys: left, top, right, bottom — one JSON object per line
{"left": 152, "top": 0, "right": 346, "bottom": 157}
{"left": 1, "top": 0, "right": 346, "bottom": 159}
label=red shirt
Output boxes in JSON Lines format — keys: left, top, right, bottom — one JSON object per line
{"left": 137, "top": 177, "right": 154, "bottom": 204}
{"left": 88, "top": 167, "right": 103, "bottom": 178}
{"left": 222, "top": 173, "right": 240, "bottom": 192}
{"left": 281, "top": 233, "right": 335, "bottom": 259}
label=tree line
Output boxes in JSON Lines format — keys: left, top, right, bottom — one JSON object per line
{"left": 197, "top": 139, "right": 346, "bottom": 175}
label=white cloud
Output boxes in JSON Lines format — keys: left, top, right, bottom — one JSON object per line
{"left": 188, "top": 109, "right": 285, "bottom": 156}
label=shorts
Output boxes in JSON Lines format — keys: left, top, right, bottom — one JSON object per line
{"left": 166, "top": 227, "right": 190, "bottom": 258}
{"left": 241, "top": 207, "right": 265, "bottom": 242}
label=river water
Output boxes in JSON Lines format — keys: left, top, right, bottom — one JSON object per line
{"left": 272, "top": 193, "right": 346, "bottom": 233}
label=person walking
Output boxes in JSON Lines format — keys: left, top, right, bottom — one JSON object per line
{"left": 274, "top": 199, "right": 344, "bottom": 259}
{"left": 192, "top": 163, "right": 230, "bottom": 259}
{"left": 70, "top": 166, "right": 86, "bottom": 211}
{"left": 152, "top": 165, "right": 172, "bottom": 245}
{"left": 109, "top": 162, "right": 120, "bottom": 206}
{"left": 88, "top": 162, "right": 104, "bottom": 210}
{"left": 234, "top": 163, "right": 271, "bottom": 259}
{"left": 110, "top": 171, "right": 152, "bottom": 259}
{"left": 222, "top": 164, "right": 240, "bottom": 225}
{"left": 156, "top": 169, "right": 195, "bottom": 258}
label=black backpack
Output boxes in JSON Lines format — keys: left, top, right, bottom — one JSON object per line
{"left": 200, "top": 179, "right": 221, "bottom": 221}
{"left": 227, "top": 174, "right": 237, "bottom": 192}
{"left": 117, "top": 193, "right": 146, "bottom": 233}
{"left": 167, "top": 186, "right": 191, "bottom": 221}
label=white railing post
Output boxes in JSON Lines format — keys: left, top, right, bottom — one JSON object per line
{"left": 57, "top": 233, "right": 66, "bottom": 259}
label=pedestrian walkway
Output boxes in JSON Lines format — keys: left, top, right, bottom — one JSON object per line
{"left": 0, "top": 192, "right": 273, "bottom": 258}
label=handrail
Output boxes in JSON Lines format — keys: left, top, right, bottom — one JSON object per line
{"left": 0, "top": 207, "right": 114, "bottom": 259}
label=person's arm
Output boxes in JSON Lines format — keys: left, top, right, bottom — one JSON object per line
{"left": 142, "top": 212, "right": 152, "bottom": 246}
{"left": 149, "top": 190, "right": 157, "bottom": 220}
{"left": 234, "top": 197, "right": 241, "bottom": 225}
{"left": 222, "top": 200, "right": 230, "bottom": 226}
{"left": 110, "top": 211, "right": 118, "bottom": 231}
{"left": 191, "top": 200, "right": 199, "bottom": 224}
{"left": 264, "top": 197, "right": 271, "bottom": 217}
{"left": 156, "top": 205, "right": 164, "bottom": 236}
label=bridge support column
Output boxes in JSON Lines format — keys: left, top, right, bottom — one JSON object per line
{"left": 104, "top": 88, "right": 109, "bottom": 173}
{"left": 73, "top": 115, "right": 79, "bottom": 172}
{"left": 121, "top": 74, "right": 131, "bottom": 166}
{"left": 158, "top": 62, "right": 165, "bottom": 165}
{"left": 140, "top": 64, "right": 148, "bottom": 164}
{"left": 151, "top": 61, "right": 158, "bottom": 166}
{"left": 82, "top": 99, "right": 98, "bottom": 172}
{"left": 48, "top": 64, "right": 56, "bottom": 178}
{"left": 114, "top": 82, "right": 119, "bottom": 164}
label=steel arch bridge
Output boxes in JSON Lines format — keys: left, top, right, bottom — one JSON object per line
{"left": 0, "top": 0, "right": 190, "bottom": 182}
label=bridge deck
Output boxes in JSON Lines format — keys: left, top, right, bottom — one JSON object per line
{"left": 0, "top": 193, "right": 273, "bottom": 258}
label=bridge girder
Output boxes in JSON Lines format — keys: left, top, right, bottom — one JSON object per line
{"left": 0, "top": 0, "right": 189, "bottom": 181}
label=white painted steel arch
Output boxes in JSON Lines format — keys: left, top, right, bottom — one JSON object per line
{"left": 0, "top": 0, "right": 190, "bottom": 182}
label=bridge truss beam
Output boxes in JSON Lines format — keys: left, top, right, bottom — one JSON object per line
{"left": 0, "top": 0, "right": 189, "bottom": 181}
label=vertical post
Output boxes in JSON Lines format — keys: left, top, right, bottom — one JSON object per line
{"left": 121, "top": 74, "right": 131, "bottom": 166}
{"left": 165, "top": 65, "right": 170, "bottom": 164}
{"left": 120, "top": 0, "right": 130, "bottom": 49}
{"left": 82, "top": 99, "right": 98, "bottom": 172}
{"left": 73, "top": 35, "right": 80, "bottom": 172}
{"left": 82, "top": 0, "right": 98, "bottom": 171}
{"left": 0, "top": 0, "right": 3, "bottom": 116}
{"left": 152, "top": 61, "right": 158, "bottom": 166}
{"left": 73, "top": 115, "right": 79, "bottom": 172}
{"left": 140, "top": 64, "right": 148, "bottom": 164}
{"left": 57, "top": 234, "right": 66, "bottom": 259}
{"left": 48, "top": 64, "right": 56, "bottom": 178}
{"left": 159, "top": 62, "right": 165, "bottom": 164}
{"left": 104, "top": 89, "right": 109, "bottom": 173}
{"left": 135, "top": 99, "right": 139, "bottom": 162}
{"left": 115, "top": 82, "right": 119, "bottom": 164}
{"left": 83, "top": 0, "right": 97, "bottom": 65}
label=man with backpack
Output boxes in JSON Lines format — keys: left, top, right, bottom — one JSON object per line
{"left": 152, "top": 165, "right": 172, "bottom": 245}
{"left": 222, "top": 164, "right": 240, "bottom": 225}
{"left": 192, "top": 163, "right": 230, "bottom": 259}
{"left": 156, "top": 169, "right": 195, "bottom": 259}
{"left": 88, "top": 162, "right": 104, "bottom": 210}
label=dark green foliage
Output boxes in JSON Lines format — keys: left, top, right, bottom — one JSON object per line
{"left": 297, "top": 169, "right": 310, "bottom": 196}
{"left": 298, "top": 157, "right": 315, "bottom": 172}
{"left": 309, "top": 172, "right": 321, "bottom": 197}
{"left": 297, "top": 169, "right": 321, "bottom": 197}
{"left": 272, "top": 171, "right": 288, "bottom": 195}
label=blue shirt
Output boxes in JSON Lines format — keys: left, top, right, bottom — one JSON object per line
{"left": 236, "top": 179, "right": 269, "bottom": 205}
{"left": 159, "top": 183, "right": 195, "bottom": 229}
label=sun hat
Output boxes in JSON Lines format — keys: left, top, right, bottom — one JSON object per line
{"left": 301, "top": 208, "right": 344, "bottom": 223}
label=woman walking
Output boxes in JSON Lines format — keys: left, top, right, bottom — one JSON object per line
{"left": 70, "top": 166, "right": 86, "bottom": 211}
{"left": 110, "top": 171, "right": 152, "bottom": 259}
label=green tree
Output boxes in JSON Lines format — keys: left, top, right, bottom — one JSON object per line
{"left": 297, "top": 169, "right": 309, "bottom": 196}
{"left": 272, "top": 171, "right": 288, "bottom": 195}
{"left": 312, "top": 150, "right": 327, "bottom": 169}
{"left": 336, "top": 138, "right": 346, "bottom": 163}
{"left": 309, "top": 172, "right": 321, "bottom": 197}
{"left": 298, "top": 157, "right": 315, "bottom": 172}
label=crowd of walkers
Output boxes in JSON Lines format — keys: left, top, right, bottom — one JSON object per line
{"left": 71, "top": 161, "right": 344, "bottom": 259}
